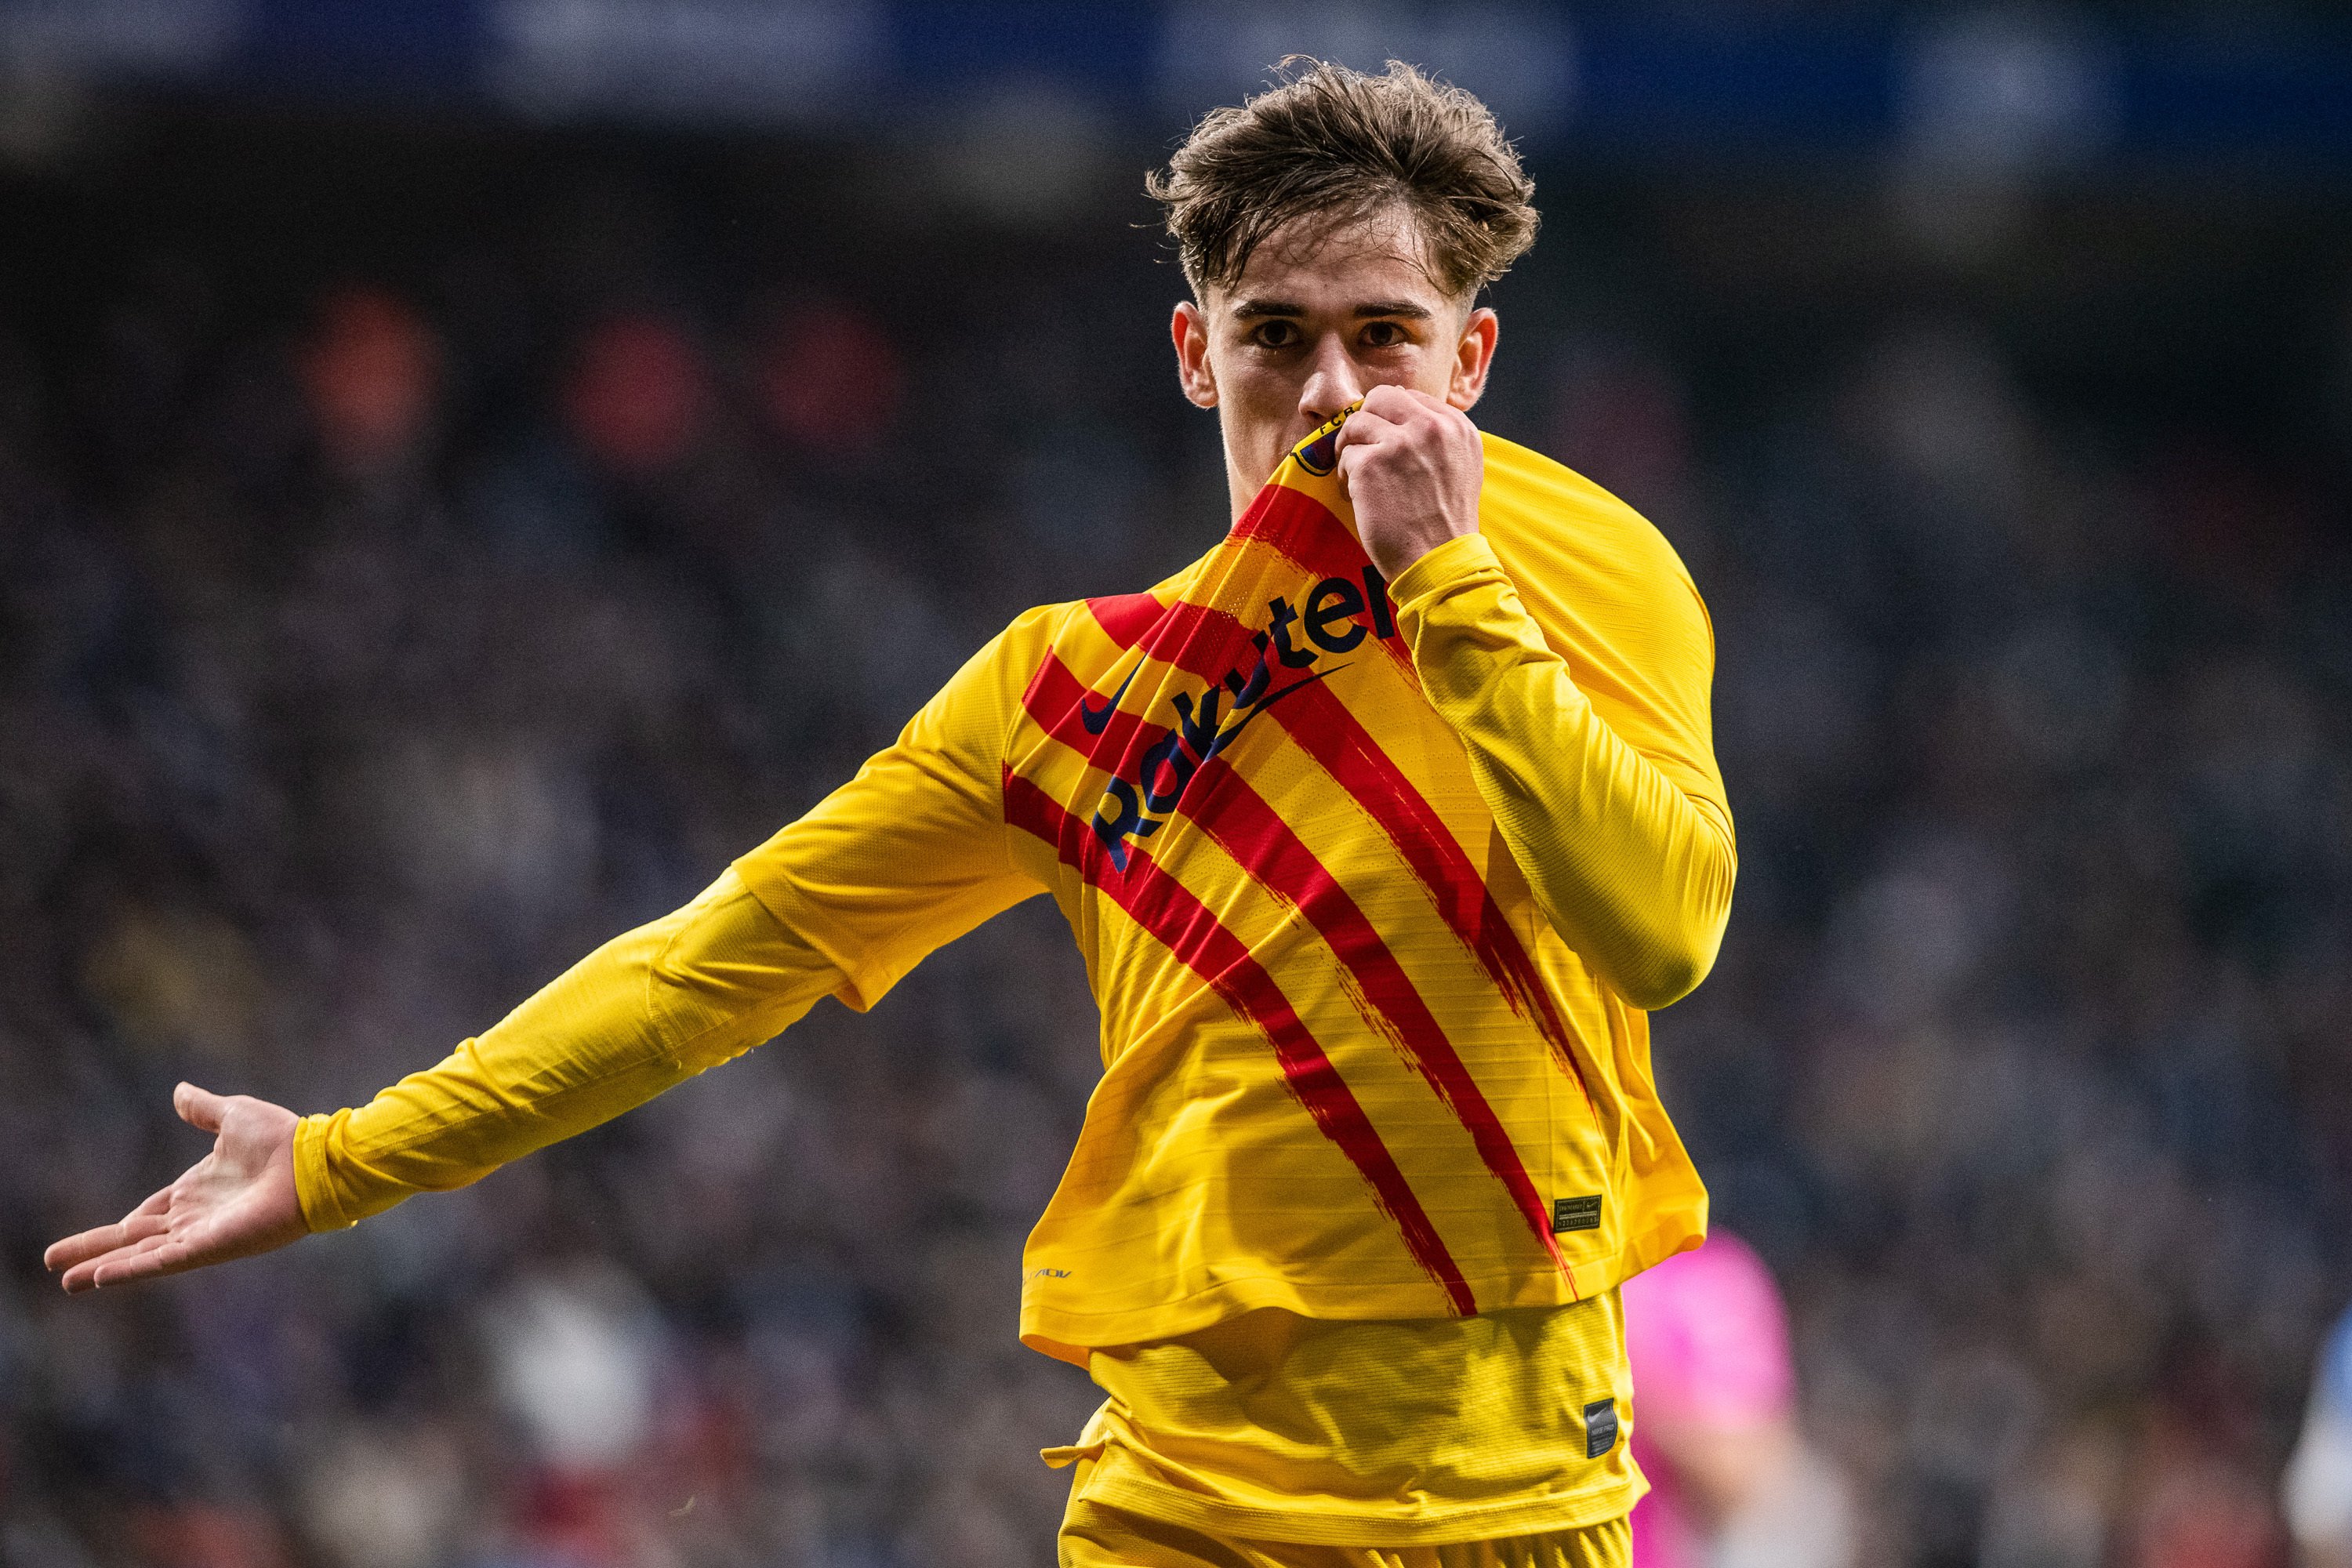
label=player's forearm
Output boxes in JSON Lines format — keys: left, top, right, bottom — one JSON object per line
{"left": 295, "top": 868, "right": 837, "bottom": 1231}
{"left": 1392, "top": 534, "right": 1736, "bottom": 1010}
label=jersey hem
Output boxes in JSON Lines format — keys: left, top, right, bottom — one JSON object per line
{"left": 1073, "top": 1450, "right": 1646, "bottom": 1548}
{"left": 1019, "top": 1206, "right": 1704, "bottom": 1364}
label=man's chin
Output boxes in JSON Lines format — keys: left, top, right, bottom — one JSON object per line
{"left": 1269, "top": 427, "right": 1321, "bottom": 473}
{"left": 1226, "top": 430, "right": 1323, "bottom": 512}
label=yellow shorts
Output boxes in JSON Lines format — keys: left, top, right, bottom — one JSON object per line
{"left": 1058, "top": 1493, "right": 1632, "bottom": 1568}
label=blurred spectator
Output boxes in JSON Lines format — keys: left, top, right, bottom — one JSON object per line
{"left": 2286, "top": 1307, "right": 2352, "bottom": 1566}
{"left": 299, "top": 288, "right": 442, "bottom": 477}
{"left": 755, "top": 299, "right": 903, "bottom": 456}
{"left": 1624, "top": 1230, "right": 1857, "bottom": 1568}
{"left": 1548, "top": 338, "right": 1697, "bottom": 529}
{"left": 562, "top": 314, "right": 710, "bottom": 475}
{"left": 296, "top": 1423, "right": 465, "bottom": 1568}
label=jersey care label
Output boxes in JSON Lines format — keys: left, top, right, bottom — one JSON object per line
{"left": 1552, "top": 1195, "right": 1602, "bottom": 1233}
{"left": 1583, "top": 1399, "right": 1619, "bottom": 1459}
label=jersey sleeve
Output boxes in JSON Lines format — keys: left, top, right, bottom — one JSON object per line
{"left": 1388, "top": 517, "right": 1734, "bottom": 1011}
{"left": 731, "top": 606, "right": 1053, "bottom": 1010}
{"left": 293, "top": 610, "right": 1052, "bottom": 1231}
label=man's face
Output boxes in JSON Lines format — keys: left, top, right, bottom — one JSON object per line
{"left": 1171, "top": 208, "right": 1499, "bottom": 517}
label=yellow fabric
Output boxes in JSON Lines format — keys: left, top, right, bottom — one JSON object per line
{"left": 291, "top": 416, "right": 1731, "bottom": 1539}
{"left": 1058, "top": 1453, "right": 1632, "bottom": 1566}
{"left": 1388, "top": 524, "right": 1733, "bottom": 1011}
{"left": 975, "top": 426, "right": 1722, "bottom": 1355}
{"left": 1049, "top": 1294, "right": 1642, "bottom": 1545}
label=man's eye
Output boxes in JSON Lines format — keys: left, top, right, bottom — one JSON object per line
{"left": 1362, "top": 321, "right": 1407, "bottom": 348}
{"left": 1252, "top": 321, "right": 1299, "bottom": 348}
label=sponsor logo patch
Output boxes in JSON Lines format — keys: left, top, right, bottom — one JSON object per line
{"left": 1083, "top": 569, "right": 1397, "bottom": 871}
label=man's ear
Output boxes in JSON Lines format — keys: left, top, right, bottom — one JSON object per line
{"left": 1172, "top": 299, "right": 1218, "bottom": 409}
{"left": 1447, "top": 306, "right": 1499, "bottom": 411}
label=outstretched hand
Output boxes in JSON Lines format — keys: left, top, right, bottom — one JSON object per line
{"left": 44, "top": 1083, "right": 307, "bottom": 1294}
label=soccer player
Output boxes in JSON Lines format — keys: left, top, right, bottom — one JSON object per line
{"left": 1621, "top": 1229, "right": 1855, "bottom": 1567}
{"left": 46, "top": 61, "right": 1735, "bottom": 1566}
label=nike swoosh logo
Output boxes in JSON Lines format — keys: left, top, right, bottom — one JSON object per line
{"left": 1080, "top": 665, "right": 1141, "bottom": 735}
{"left": 1213, "top": 663, "right": 1345, "bottom": 750}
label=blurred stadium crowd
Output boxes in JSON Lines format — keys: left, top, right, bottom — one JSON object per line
{"left": 2, "top": 103, "right": 2350, "bottom": 1568}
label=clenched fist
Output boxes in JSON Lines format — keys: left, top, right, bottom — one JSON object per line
{"left": 1332, "top": 383, "right": 1484, "bottom": 580}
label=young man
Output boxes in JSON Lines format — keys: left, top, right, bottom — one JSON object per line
{"left": 47, "top": 61, "right": 1734, "bottom": 1566}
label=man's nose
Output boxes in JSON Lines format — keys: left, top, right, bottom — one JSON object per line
{"left": 1298, "top": 335, "right": 1364, "bottom": 422}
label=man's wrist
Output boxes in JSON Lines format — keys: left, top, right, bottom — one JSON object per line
{"left": 1367, "top": 520, "right": 1476, "bottom": 582}
{"left": 1385, "top": 531, "right": 1497, "bottom": 612}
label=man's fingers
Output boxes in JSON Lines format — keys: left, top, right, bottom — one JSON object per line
{"left": 44, "top": 1223, "right": 127, "bottom": 1273}
{"left": 65, "top": 1227, "right": 190, "bottom": 1290}
{"left": 58, "top": 1236, "right": 163, "bottom": 1293}
{"left": 43, "top": 1207, "right": 170, "bottom": 1273}
{"left": 1350, "top": 385, "right": 1472, "bottom": 442}
{"left": 1332, "top": 410, "right": 1399, "bottom": 451}
{"left": 1357, "top": 383, "right": 1447, "bottom": 421}
{"left": 174, "top": 1082, "right": 229, "bottom": 1134}
{"left": 68, "top": 1238, "right": 193, "bottom": 1294}
{"left": 118, "top": 1210, "right": 171, "bottom": 1247}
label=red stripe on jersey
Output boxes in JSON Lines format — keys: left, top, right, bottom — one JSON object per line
{"left": 1182, "top": 770, "right": 1575, "bottom": 1279}
{"left": 1021, "top": 653, "right": 1573, "bottom": 1281}
{"left": 1022, "top": 651, "right": 1152, "bottom": 773}
{"left": 1084, "top": 592, "right": 1166, "bottom": 649}
{"left": 1092, "top": 596, "right": 1598, "bottom": 1110}
{"left": 1002, "top": 768, "right": 1478, "bottom": 1316}
{"left": 1229, "top": 485, "right": 1410, "bottom": 667}
{"left": 1283, "top": 693, "right": 1598, "bottom": 1112}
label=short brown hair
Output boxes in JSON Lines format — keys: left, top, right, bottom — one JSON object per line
{"left": 1147, "top": 59, "right": 1539, "bottom": 300}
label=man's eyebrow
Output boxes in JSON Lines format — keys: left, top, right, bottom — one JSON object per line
{"left": 1228, "top": 299, "right": 1436, "bottom": 320}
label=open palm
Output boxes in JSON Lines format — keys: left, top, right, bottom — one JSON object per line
{"left": 44, "top": 1082, "right": 307, "bottom": 1294}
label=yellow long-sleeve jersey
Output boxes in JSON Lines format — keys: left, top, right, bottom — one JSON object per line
{"left": 293, "top": 417, "right": 1733, "bottom": 1541}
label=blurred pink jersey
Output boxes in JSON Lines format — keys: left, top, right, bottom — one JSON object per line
{"left": 1623, "top": 1230, "right": 1795, "bottom": 1567}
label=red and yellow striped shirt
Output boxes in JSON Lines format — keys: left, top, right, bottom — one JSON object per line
{"left": 731, "top": 418, "right": 1730, "bottom": 1358}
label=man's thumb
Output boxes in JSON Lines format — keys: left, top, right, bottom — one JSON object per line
{"left": 174, "top": 1082, "right": 228, "bottom": 1134}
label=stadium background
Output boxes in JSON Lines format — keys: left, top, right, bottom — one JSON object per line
{"left": 2, "top": 3, "right": 2350, "bottom": 1564}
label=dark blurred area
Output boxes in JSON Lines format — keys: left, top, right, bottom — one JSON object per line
{"left": 4, "top": 4, "right": 2352, "bottom": 1566}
